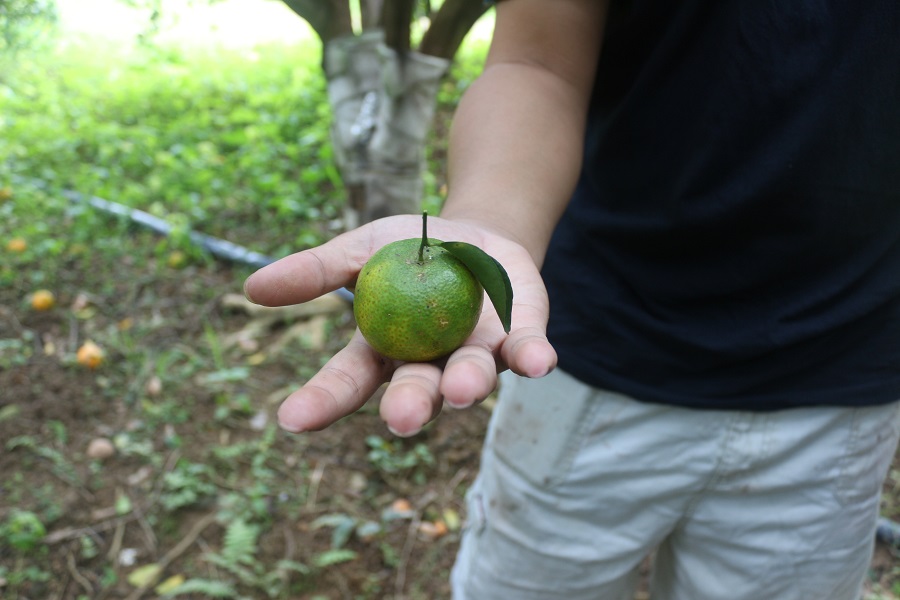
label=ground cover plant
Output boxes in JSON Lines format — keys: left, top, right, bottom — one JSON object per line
{"left": 0, "top": 27, "right": 490, "bottom": 599}
{"left": 2, "top": 15, "right": 900, "bottom": 600}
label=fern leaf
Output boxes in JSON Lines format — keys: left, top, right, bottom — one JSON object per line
{"left": 221, "top": 518, "right": 260, "bottom": 566}
{"left": 163, "top": 578, "right": 237, "bottom": 598}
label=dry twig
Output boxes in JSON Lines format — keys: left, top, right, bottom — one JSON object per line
{"left": 66, "top": 551, "right": 94, "bottom": 596}
{"left": 123, "top": 511, "right": 218, "bottom": 600}
{"left": 394, "top": 490, "right": 439, "bottom": 597}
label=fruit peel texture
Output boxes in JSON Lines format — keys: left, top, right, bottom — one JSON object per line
{"left": 354, "top": 239, "right": 484, "bottom": 362}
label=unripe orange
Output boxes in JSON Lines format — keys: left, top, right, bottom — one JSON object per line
{"left": 353, "top": 238, "right": 483, "bottom": 362}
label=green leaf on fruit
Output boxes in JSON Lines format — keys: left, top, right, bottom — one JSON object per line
{"left": 436, "top": 241, "right": 513, "bottom": 333}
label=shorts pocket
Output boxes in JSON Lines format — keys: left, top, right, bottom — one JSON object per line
{"left": 835, "top": 401, "right": 900, "bottom": 507}
{"left": 490, "top": 370, "right": 600, "bottom": 489}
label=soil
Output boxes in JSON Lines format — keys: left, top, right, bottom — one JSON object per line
{"left": 0, "top": 255, "right": 490, "bottom": 599}
{"left": 1, "top": 251, "right": 899, "bottom": 599}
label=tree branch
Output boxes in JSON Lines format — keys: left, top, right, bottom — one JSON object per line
{"left": 381, "top": 0, "right": 416, "bottom": 54}
{"left": 419, "top": 0, "right": 488, "bottom": 59}
{"left": 280, "top": 0, "right": 353, "bottom": 43}
{"left": 360, "top": 0, "right": 384, "bottom": 30}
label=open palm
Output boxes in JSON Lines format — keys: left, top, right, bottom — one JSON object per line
{"left": 243, "top": 214, "right": 556, "bottom": 436}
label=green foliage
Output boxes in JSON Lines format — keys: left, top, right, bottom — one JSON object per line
{"left": 221, "top": 517, "right": 261, "bottom": 566}
{"left": 183, "top": 517, "right": 312, "bottom": 599}
{"left": 160, "top": 460, "right": 218, "bottom": 511}
{"left": 0, "top": 18, "right": 490, "bottom": 599}
{"left": 7, "top": 435, "right": 82, "bottom": 488}
{"left": 0, "top": 39, "right": 343, "bottom": 258}
{"left": 311, "top": 548, "right": 358, "bottom": 568}
{"left": 366, "top": 435, "right": 436, "bottom": 484}
{"left": 164, "top": 578, "right": 238, "bottom": 598}
{"left": 0, "top": 563, "right": 52, "bottom": 587}
{"left": 436, "top": 239, "right": 513, "bottom": 333}
{"left": 0, "top": 0, "right": 56, "bottom": 55}
{"left": 0, "top": 509, "right": 47, "bottom": 553}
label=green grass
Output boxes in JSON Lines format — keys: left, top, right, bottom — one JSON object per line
{"left": 1, "top": 39, "right": 342, "bottom": 259}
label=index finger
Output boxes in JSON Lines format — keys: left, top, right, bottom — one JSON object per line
{"left": 243, "top": 229, "right": 373, "bottom": 307}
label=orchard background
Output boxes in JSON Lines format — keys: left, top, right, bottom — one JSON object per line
{"left": 1, "top": 2, "right": 899, "bottom": 598}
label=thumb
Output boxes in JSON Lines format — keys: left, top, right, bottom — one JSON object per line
{"left": 502, "top": 304, "right": 557, "bottom": 379}
{"left": 243, "top": 229, "right": 373, "bottom": 307}
{"left": 498, "top": 263, "right": 557, "bottom": 378}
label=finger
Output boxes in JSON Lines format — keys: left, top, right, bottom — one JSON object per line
{"left": 243, "top": 229, "right": 374, "bottom": 307}
{"left": 503, "top": 325, "right": 557, "bottom": 378}
{"left": 501, "top": 281, "right": 557, "bottom": 378}
{"left": 277, "top": 331, "right": 393, "bottom": 432}
{"left": 379, "top": 362, "right": 444, "bottom": 437}
{"left": 440, "top": 339, "right": 499, "bottom": 409}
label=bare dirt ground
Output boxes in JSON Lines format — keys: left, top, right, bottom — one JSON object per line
{"left": 2, "top": 245, "right": 899, "bottom": 598}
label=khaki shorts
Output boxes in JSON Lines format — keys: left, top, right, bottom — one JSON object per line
{"left": 452, "top": 369, "right": 900, "bottom": 600}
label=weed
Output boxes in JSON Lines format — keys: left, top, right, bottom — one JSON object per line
{"left": 170, "top": 518, "right": 312, "bottom": 599}
{"left": 160, "top": 460, "right": 218, "bottom": 511}
{"left": 6, "top": 435, "right": 81, "bottom": 489}
{"left": 0, "top": 14, "right": 491, "bottom": 600}
{"left": 366, "top": 434, "right": 436, "bottom": 484}
{"left": 0, "top": 510, "right": 46, "bottom": 553}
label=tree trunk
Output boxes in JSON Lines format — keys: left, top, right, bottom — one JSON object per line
{"left": 324, "top": 30, "right": 450, "bottom": 227}
{"left": 282, "top": 0, "right": 488, "bottom": 225}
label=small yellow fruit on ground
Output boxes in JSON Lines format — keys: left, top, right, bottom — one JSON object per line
{"left": 30, "top": 290, "right": 56, "bottom": 311}
{"left": 166, "top": 250, "right": 187, "bottom": 268}
{"left": 77, "top": 340, "right": 105, "bottom": 369}
{"left": 417, "top": 519, "right": 449, "bottom": 540}
{"left": 6, "top": 238, "right": 27, "bottom": 253}
{"left": 354, "top": 237, "right": 483, "bottom": 362}
{"left": 391, "top": 498, "right": 413, "bottom": 514}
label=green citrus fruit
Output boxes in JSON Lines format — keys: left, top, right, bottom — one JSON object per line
{"left": 353, "top": 237, "right": 484, "bottom": 362}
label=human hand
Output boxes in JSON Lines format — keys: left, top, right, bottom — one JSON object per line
{"left": 242, "top": 214, "right": 557, "bottom": 436}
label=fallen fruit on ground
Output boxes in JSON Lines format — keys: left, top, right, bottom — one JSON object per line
{"left": 77, "top": 340, "right": 105, "bottom": 369}
{"left": 30, "top": 289, "right": 56, "bottom": 311}
{"left": 167, "top": 250, "right": 187, "bottom": 268}
{"left": 7, "top": 237, "right": 27, "bottom": 252}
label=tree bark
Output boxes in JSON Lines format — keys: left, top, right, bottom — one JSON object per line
{"left": 419, "top": 0, "right": 488, "bottom": 59}
{"left": 281, "top": 0, "right": 488, "bottom": 224}
{"left": 381, "top": 0, "right": 415, "bottom": 54}
{"left": 280, "top": 0, "right": 352, "bottom": 42}
{"left": 359, "top": 0, "right": 383, "bottom": 30}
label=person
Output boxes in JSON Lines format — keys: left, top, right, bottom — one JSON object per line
{"left": 243, "top": 0, "right": 900, "bottom": 598}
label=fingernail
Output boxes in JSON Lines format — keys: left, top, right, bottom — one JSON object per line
{"left": 277, "top": 418, "right": 305, "bottom": 434}
{"left": 527, "top": 362, "right": 556, "bottom": 379}
{"left": 530, "top": 366, "right": 552, "bottom": 379}
{"left": 445, "top": 398, "right": 475, "bottom": 410}
{"left": 387, "top": 423, "right": 421, "bottom": 438}
{"left": 243, "top": 276, "right": 258, "bottom": 304}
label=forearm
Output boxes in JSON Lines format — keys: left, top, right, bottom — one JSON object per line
{"left": 441, "top": 65, "right": 589, "bottom": 266}
{"left": 439, "top": 0, "right": 607, "bottom": 267}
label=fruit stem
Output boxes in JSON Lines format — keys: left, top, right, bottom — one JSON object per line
{"left": 418, "top": 211, "right": 429, "bottom": 263}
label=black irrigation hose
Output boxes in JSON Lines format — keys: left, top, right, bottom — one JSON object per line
{"left": 46, "top": 181, "right": 355, "bottom": 303}
{"left": 877, "top": 517, "right": 900, "bottom": 548}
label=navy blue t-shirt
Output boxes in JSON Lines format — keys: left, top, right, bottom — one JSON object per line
{"left": 542, "top": 1, "right": 900, "bottom": 410}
